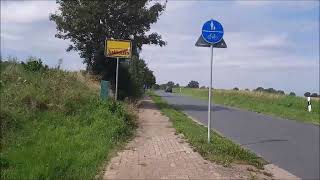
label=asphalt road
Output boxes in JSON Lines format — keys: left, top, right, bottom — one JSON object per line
{"left": 156, "top": 91, "right": 319, "bottom": 179}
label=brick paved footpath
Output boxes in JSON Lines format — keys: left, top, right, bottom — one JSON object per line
{"left": 103, "top": 98, "right": 249, "bottom": 179}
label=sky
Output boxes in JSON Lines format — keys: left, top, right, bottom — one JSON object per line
{"left": 1, "top": 0, "right": 319, "bottom": 95}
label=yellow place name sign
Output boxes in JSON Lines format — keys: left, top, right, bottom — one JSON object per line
{"left": 105, "top": 39, "right": 132, "bottom": 58}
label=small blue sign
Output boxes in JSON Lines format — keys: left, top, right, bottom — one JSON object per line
{"left": 201, "top": 19, "right": 224, "bottom": 44}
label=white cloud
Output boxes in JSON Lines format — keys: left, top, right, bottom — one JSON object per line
{"left": 0, "top": 32, "right": 22, "bottom": 41}
{"left": 252, "top": 34, "right": 289, "bottom": 48}
{"left": 235, "top": 0, "right": 318, "bottom": 9}
{"left": 235, "top": 0, "right": 271, "bottom": 6}
{"left": 1, "top": 1, "right": 84, "bottom": 71}
{"left": 1, "top": 1, "right": 57, "bottom": 23}
{"left": 165, "top": 1, "right": 196, "bottom": 12}
{"left": 140, "top": 0, "right": 319, "bottom": 94}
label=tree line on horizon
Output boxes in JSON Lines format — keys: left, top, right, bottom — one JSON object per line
{"left": 153, "top": 80, "right": 319, "bottom": 98}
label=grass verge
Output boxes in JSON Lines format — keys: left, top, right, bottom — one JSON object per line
{"left": 148, "top": 92, "right": 266, "bottom": 169}
{"left": 1, "top": 62, "right": 136, "bottom": 179}
{"left": 173, "top": 88, "right": 319, "bottom": 125}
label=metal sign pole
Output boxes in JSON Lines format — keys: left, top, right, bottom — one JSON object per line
{"left": 196, "top": 19, "right": 226, "bottom": 143}
{"left": 115, "top": 57, "right": 119, "bottom": 101}
{"left": 208, "top": 45, "right": 213, "bottom": 143}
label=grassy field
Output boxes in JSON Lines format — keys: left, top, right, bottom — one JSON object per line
{"left": 173, "top": 88, "right": 320, "bottom": 125}
{"left": 149, "top": 92, "right": 266, "bottom": 169}
{"left": 0, "top": 62, "right": 136, "bottom": 179}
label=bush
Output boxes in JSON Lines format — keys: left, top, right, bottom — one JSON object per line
{"left": 233, "top": 87, "right": 239, "bottom": 91}
{"left": 21, "top": 57, "right": 47, "bottom": 72}
{"left": 289, "top": 92, "right": 296, "bottom": 96}
{"left": 311, "top": 93, "right": 318, "bottom": 97}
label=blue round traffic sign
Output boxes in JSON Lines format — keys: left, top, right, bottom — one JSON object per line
{"left": 201, "top": 19, "right": 224, "bottom": 44}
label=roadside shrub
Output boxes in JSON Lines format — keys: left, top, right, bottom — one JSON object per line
{"left": 22, "top": 57, "right": 47, "bottom": 72}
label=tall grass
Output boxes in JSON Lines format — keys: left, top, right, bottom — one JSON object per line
{"left": 174, "top": 88, "right": 319, "bottom": 125}
{"left": 0, "top": 62, "right": 136, "bottom": 179}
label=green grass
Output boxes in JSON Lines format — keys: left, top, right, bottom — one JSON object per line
{"left": 0, "top": 62, "right": 136, "bottom": 179}
{"left": 149, "top": 92, "right": 266, "bottom": 169}
{"left": 173, "top": 88, "right": 320, "bottom": 125}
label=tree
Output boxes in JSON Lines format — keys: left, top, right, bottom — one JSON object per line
{"left": 128, "top": 56, "right": 156, "bottom": 96}
{"left": 175, "top": 83, "right": 180, "bottom": 88}
{"left": 187, "top": 80, "right": 199, "bottom": 88}
{"left": 276, "top": 90, "right": 285, "bottom": 95}
{"left": 144, "top": 68, "right": 156, "bottom": 89}
{"left": 167, "top": 81, "right": 175, "bottom": 87}
{"left": 50, "top": 0, "right": 166, "bottom": 99}
{"left": 304, "top": 92, "right": 311, "bottom": 97}
{"left": 153, "top": 84, "right": 160, "bottom": 90}
{"left": 266, "top": 88, "right": 276, "bottom": 94}
{"left": 255, "top": 87, "right": 264, "bottom": 91}
{"left": 233, "top": 87, "right": 239, "bottom": 91}
{"left": 159, "top": 84, "right": 167, "bottom": 90}
{"left": 245, "top": 88, "right": 250, "bottom": 91}
{"left": 289, "top": 92, "right": 296, "bottom": 96}
{"left": 311, "top": 93, "right": 318, "bottom": 97}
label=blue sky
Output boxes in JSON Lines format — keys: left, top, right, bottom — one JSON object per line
{"left": 1, "top": 1, "right": 319, "bottom": 95}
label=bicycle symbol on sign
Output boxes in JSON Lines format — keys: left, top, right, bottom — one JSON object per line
{"left": 208, "top": 33, "right": 216, "bottom": 40}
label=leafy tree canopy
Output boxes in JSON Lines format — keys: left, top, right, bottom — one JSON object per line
{"left": 50, "top": 0, "right": 166, "bottom": 66}
{"left": 167, "top": 81, "right": 175, "bottom": 87}
{"left": 289, "top": 92, "right": 296, "bottom": 96}
{"left": 50, "top": 0, "right": 166, "bottom": 99}
{"left": 187, "top": 80, "right": 199, "bottom": 88}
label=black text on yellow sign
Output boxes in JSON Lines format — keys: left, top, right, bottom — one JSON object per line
{"left": 105, "top": 39, "right": 132, "bottom": 58}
